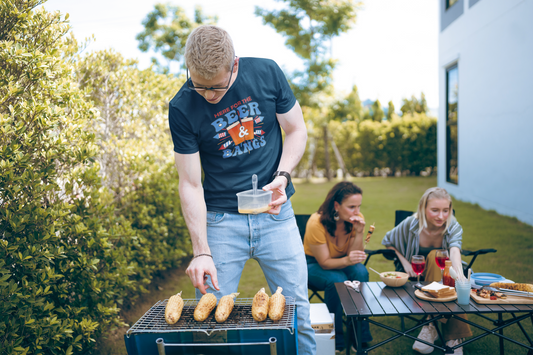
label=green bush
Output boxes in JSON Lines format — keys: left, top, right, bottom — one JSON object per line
{"left": 119, "top": 163, "right": 190, "bottom": 299}
{"left": 1, "top": 1, "right": 190, "bottom": 353}
{"left": 330, "top": 113, "right": 437, "bottom": 175}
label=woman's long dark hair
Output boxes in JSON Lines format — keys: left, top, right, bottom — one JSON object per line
{"left": 318, "top": 181, "right": 363, "bottom": 238}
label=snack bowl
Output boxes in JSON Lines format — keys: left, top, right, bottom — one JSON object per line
{"left": 236, "top": 189, "right": 272, "bottom": 214}
{"left": 470, "top": 272, "right": 505, "bottom": 286}
{"left": 380, "top": 271, "right": 409, "bottom": 287}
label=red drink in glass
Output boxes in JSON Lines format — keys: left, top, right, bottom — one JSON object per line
{"left": 412, "top": 261, "right": 426, "bottom": 275}
{"left": 435, "top": 256, "right": 449, "bottom": 269}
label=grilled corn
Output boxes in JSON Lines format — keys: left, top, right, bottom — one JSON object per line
{"left": 490, "top": 282, "right": 533, "bottom": 293}
{"left": 268, "top": 287, "right": 285, "bottom": 321}
{"left": 252, "top": 287, "right": 270, "bottom": 322}
{"left": 194, "top": 293, "right": 217, "bottom": 322}
{"left": 165, "top": 291, "right": 184, "bottom": 324}
{"left": 215, "top": 292, "right": 240, "bottom": 323}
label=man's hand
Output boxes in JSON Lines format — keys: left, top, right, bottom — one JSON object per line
{"left": 262, "top": 176, "right": 288, "bottom": 215}
{"left": 186, "top": 255, "right": 220, "bottom": 294}
{"left": 345, "top": 250, "right": 367, "bottom": 266}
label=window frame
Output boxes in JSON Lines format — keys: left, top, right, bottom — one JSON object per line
{"left": 446, "top": 64, "right": 459, "bottom": 185}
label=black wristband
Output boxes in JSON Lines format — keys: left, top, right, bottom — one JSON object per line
{"left": 192, "top": 254, "right": 213, "bottom": 260}
{"left": 271, "top": 171, "right": 291, "bottom": 187}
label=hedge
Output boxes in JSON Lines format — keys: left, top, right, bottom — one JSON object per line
{"left": 1, "top": 1, "right": 189, "bottom": 354}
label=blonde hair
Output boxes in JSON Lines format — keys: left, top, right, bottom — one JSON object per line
{"left": 185, "top": 25, "right": 234, "bottom": 80}
{"left": 414, "top": 187, "right": 454, "bottom": 234}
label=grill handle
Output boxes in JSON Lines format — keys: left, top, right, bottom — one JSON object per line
{"left": 155, "top": 337, "right": 277, "bottom": 355}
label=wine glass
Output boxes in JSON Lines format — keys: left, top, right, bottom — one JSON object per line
{"left": 435, "top": 249, "right": 449, "bottom": 283}
{"left": 411, "top": 255, "right": 426, "bottom": 288}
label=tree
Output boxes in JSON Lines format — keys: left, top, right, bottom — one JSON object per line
{"left": 75, "top": 49, "right": 182, "bottom": 202}
{"left": 330, "top": 85, "right": 364, "bottom": 123}
{"left": 372, "top": 99, "right": 385, "bottom": 122}
{"left": 256, "top": 0, "right": 361, "bottom": 180}
{"left": 136, "top": 3, "right": 217, "bottom": 73}
{"left": 400, "top": 92, "right": 428, "bottom": 116}
{"left": 387, "top": 100, "right": 395, "bottom": 120}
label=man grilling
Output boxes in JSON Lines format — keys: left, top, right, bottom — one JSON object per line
{"left": 168, "top": 25, "right": 316, "bottom": 354}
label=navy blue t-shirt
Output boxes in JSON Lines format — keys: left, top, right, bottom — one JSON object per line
{"left": 169, "top": 57, "right": 297, "bottom": 213}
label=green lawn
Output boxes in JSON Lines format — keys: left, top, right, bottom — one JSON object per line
{"left": 96, "top": 176, "right": 533, "bottom": 354}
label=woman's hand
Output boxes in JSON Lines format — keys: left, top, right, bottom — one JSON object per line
{"left": 348, "top": 214, "right": 365, "bottom": 234}
{"left": 345, "top": 250, "right": 367, "bottom": 266}
{"left": 401, "top": 258, "right": 417, "bottom": 278}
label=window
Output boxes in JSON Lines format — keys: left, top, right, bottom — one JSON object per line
{"left": 441, "top": 0, "right": 463, "bottom": 31}
{"left": 446, "top": 65, "right": 458, "bottom": 184}
{"left": 447, "top": 0, "right": 459, "bottom": 9}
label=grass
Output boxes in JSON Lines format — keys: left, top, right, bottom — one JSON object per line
{"left": 95, "top": 176, "right": 533, "bottom": 354}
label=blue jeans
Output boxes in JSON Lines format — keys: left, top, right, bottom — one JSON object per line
{"left": 199, "top": 200, "right": 316, "bottom": 355}
{"left": 307, "top": 256, "right": 372, "bottom": 350}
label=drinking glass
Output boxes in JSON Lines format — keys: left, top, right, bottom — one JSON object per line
{"left": 411, "top": 255, "right": 426, "bottom": 288}
{"left": 435, "top": 249, "right": 449, "bottom": 283}
{"left": 455, "top": 279, "right": 471, "bottom": 305}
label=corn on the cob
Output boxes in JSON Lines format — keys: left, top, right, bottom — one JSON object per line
{"left": 490, "top": 282, "right": 533, "bottom": 292}
{"left": 252, "top": 287, "right": 270, "bottom": 322}
{"left": 215, "top": 292, "right": 240, "bottom": 323}
{"left": 268, "top": 287, "right": 285, "bottom": 321}
{"left": 165, "top": 291, "right": 184, "bottom": 324}
{"left": 194, "top": 293, "right": 217, "bottom": 322}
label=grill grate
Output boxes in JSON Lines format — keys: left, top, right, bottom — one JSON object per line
{"left": 126, "top": 297, "right": 296, "bottom": 336}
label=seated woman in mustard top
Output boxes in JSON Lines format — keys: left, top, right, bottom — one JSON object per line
{"left": 304, "top": 181, "right": 371, "bottom": 352}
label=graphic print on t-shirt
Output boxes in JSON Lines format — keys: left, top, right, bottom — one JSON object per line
{"left": 210, "top": 95, "right": 266, "bottom": 158}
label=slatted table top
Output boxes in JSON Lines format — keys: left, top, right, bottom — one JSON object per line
{"left": 336, "top": 281, "right": 533, "bottom": 318}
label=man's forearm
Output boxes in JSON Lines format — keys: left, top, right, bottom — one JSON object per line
{"left": 277, "top": 128, "right": 307, "bottom": 174}
{"left": 179, "top": 182, "right": 210, "bottom": 255}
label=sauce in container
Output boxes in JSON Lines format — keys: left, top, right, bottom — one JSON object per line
{"left": 442, "top": 260, "right": 455, "bottom": 287}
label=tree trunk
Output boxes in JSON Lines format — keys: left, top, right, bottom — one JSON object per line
{"left": 306, "top": 135, "right": 317, "bottom": 182}
{"left": 323, "top": 125, "right": 332, "bottom": 181}
{"left": 330, "top": 138, "right": 347, "bottom": 180}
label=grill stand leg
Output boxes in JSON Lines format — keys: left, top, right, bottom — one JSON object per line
{"left": 155, "top": 336, "right": 277, "bottom": 355}
{"left": 156, "top": 338, "right": 165, "bottom": 355}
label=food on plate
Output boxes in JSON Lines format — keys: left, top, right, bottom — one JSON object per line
{"left": 475, "top": 288, "right": 507, "bottom": 299}
{"left": 365, "top": 223, "right": 375, "bottom": 244}
{"left": 165, "top": 291, "right": 184, "bottom": 324}
{"left": 268, "top": 286, "right": 286, "bottom": 321}
{"left": 252, "top": 287, "right": 270, "bottom": 322}
{"left": 489, "top": 282, "right": 533, "bottom": 293}
{"left": 382, "top": 272, "right": 402, "bottom": 279}
{"left": 215, "top": 292, "right": 240, "bottom": 323}
{"left": 422, "top": 281, "right": 456, "bottom": 298}
{"left": 194, "top": 293, "right": 217, "bottom": 322}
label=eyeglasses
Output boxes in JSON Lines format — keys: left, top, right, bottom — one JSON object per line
{"left": 187, "top": 59, "right": 235, "bottom": 92}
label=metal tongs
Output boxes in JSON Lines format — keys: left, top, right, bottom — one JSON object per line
{"left": 481, "top": 286, "right": 533, "bottom": 298}
{"left": 344, "top": 280, "right": 361, "bottom": 292}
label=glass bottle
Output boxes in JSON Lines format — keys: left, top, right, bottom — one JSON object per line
{"left": 442, "top": 260, "right": 455, "bottom": 287}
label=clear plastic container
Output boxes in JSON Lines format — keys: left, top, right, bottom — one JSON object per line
{"left": 236, "top": 174, "right": 272, "bottom": 214}
{"left": 236, "top": 189, "right": 272, "bottom": 214}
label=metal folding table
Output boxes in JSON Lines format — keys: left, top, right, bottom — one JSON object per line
{"left": 336, "top": 281, "right": 533, "bottom": 354}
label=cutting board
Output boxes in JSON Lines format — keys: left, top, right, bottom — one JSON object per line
{"left": 415, "top": 289, "right": 457, "bottom": 302}
{"left": 470, "top": 290, "right": 533, "bottom": 304}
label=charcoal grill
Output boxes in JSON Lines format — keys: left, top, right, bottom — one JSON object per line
{"left": 124, "top": 297, "right": 298, "bottom": 355}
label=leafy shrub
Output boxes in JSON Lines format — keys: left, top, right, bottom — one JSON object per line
{"left": 330, "top": 113, "right": 437, "bottom": 175}
{"left": 0, "top": 1, "right": 190, "bottom": 354}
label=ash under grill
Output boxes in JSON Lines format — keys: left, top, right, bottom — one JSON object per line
{"left": 127, "top": 297, "right": 296, "bottom": 336}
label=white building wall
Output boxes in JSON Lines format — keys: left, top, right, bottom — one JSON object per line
{"left": 438, "top": 0, "right": 533, "bottom": 226}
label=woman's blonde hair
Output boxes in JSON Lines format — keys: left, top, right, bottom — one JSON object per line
{"left": 414, "top": 187, "right": 454, "bottom": 234}
{"left": 185, "top": 25, "right": 234, "bottom": 80}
